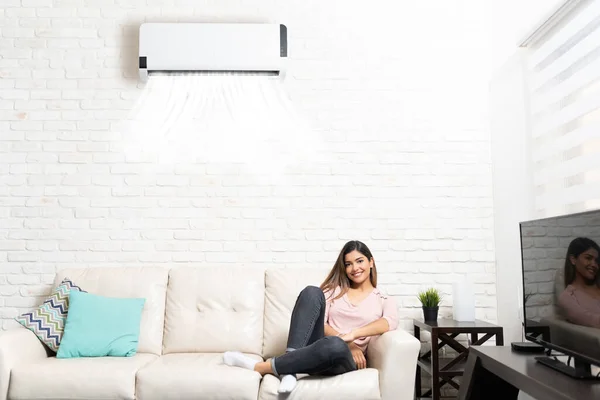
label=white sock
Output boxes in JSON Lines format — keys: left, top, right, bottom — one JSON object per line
{"left": 278, "top": 374, "right": 297, "bottom": 393}
{"left": 223, "top": 351, "right": 258, "bottom": 371}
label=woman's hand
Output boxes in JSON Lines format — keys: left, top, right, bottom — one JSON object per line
{"left": 348, "top": 342, "right": 366, "bottom": 369}
{"left": 339, "top": 330, "right": 356, "bottom": 343}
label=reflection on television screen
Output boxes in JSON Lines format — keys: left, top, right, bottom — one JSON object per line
{"left": 521, "top": 209, "right": 600, "bottom": 379}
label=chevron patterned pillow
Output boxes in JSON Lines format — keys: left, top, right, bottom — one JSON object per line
{"left": 15, "top": 278, "right": 86, "bottom": 353}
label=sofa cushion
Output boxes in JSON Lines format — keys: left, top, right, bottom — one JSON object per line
{"left": 553, "top": 267, "right": 566, "bottom": 318}
{"left": 263, "top": 267, "right": 330, "bottom": 359}
{"left": 258, "top": 369, "right": 381, "bottom": 400}
{"left": 57, "top": 291, "right": 145, "bottom": 358}
{"left": 54, "top": 267, "right": 169, "bottom": 355}
{"left": 163, "top": 267, "right": 265, "bottom": 354}
{"left": 136, "top": 353, "right": 262, "bottom": 400}
{"left": 14, "top": 278, "right": 86, "bottom": 353}
{"left": 8, "top": 353, "right": 157, "bottom": 400}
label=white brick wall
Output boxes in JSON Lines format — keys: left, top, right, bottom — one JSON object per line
{"left": 522, "top": 212, "right": 600, "bottom": 319}
{"left": 0, "top": 0, "right": 497, "bottom": 330}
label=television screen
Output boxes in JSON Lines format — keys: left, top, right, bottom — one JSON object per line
{"left": 521, "top": 209, "right": 600, "bottom": 372}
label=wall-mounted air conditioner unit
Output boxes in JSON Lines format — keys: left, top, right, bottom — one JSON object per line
{"left": 138, "top": 22, "right": 288, "bottom": 82}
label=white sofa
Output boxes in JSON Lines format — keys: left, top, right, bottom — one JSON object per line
{"left": 0, "top": 266, "right": 420, "bottom": 400}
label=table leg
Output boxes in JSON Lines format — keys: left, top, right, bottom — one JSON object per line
{"left": 431, "top": 331, "right": 440, "bottom": 400}
{"left": 496, "top": 330, "right": 504, "bottom": 346}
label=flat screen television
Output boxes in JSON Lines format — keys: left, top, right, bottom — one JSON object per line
{"left": 520, "top": 209, "right": 600, "bottom": 379}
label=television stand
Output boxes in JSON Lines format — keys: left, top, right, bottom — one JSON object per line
{"left": 535, "top": 356, "right": 600, "bottom": 380}
{"left": 458, "top": 346, "right": 600, "bottom": 400}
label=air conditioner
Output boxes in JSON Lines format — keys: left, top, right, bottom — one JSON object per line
{"left": 138, "top": 22, "right": 288, "bottom": 82}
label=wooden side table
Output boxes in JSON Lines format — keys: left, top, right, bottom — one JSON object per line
{"left": 413, "top": 318, "right": 504, "bottom": 400}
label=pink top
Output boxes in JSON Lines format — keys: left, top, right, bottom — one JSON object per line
{"left": 324, "top": 286, "right": 399, "bottom": 353}
{"left": 558, "top": 285, "right": 600, "bottom": 328}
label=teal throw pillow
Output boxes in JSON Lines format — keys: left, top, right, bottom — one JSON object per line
{"left": 56, "top": 291, "right": 145, "bottom": 358}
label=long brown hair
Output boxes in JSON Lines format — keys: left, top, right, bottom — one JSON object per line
{"left": 564, "top": 237, "right": 600, "bottom": 287}
{"left": 320, "top": 240, "right": 378, "bottom": 301}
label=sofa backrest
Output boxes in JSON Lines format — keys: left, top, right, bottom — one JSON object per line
{"left": 162, "top": 267, "right": 265, "bottom": 355}
{"left": 553, "top": 267, "right": 566, "bottom": 319}
{"left": 262, "top": 267, "right": 331, "bottom": 359}
{"left": 54, "top": 266, "right": 333, "bottom": 358}
{"left": 53, "top": 267, "right": 169, "bottom": 355}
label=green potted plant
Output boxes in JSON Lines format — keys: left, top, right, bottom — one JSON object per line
{"left": 418, "top": 288, "right": 442, "bottom": 322}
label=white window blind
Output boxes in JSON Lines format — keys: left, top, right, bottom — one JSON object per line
{"left": 526, "top": 0, "right": 600, "bottom": 217}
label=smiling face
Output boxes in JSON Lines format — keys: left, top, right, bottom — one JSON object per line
{"left": 344, "top": 250, "right": 373, "bottom": 287}
{"left": 570, "top": 247, "right": 599, "bottom": 284}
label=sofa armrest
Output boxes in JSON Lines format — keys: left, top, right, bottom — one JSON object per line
{"left": 0, "top": 328, "right": 49, "bottom": 400}
{"left": 368, "top": 329, "right": 420, "bottom": 400}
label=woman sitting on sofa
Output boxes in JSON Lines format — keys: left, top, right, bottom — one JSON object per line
{"left": 223, "top": 240, "right": 399, "bottom": 393}
{"left": 558, "top": 237, "right": 600, "bottom": 328}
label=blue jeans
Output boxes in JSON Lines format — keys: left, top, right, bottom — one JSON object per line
{"left": 271, "top": 286, "right": 357, "bottom": 376}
